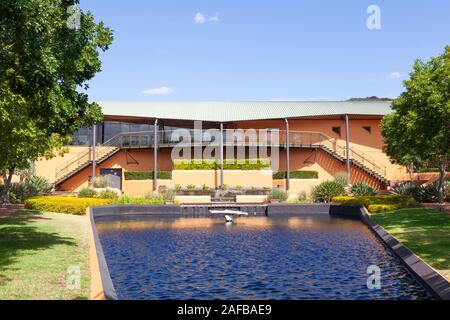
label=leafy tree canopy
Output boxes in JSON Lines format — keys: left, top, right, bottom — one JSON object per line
{"left": 0, "top": 0, "right": 113, "bottom": 204}
{"left": 381, "top": 46, "right": 450, "bottom": 202}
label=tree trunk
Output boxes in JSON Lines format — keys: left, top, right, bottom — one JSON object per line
{"left": 0, "top": 168, "right": 15, "bottom": 207}
{"left": 437, "top": 161, "right": 447, "bottom": 204}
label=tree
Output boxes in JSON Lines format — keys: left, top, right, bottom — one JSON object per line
{"left": 0, "top": 0, "right": 113, "bottom": 204}
{"left": 381, "top": 46, "right": 450, "bottom": 203}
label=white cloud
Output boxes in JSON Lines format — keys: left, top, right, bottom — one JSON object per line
{"left": 388, "top": 71, "right": 402, "bottom": 79}
{"left": 209, "top": 12, "right": 219, "bottom": 22}
{"left": 194, "top": 12, "right": 206, "bottom": 24}
{"left": 141, "top": 86, "right": 174, "bottom": 95}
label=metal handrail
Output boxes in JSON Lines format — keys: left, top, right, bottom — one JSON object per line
{"left": 103, "top": 130, "right": 386, "bottom": 176}
{"left": 56, "top": 129, "right": 387, "bottom": 180}
{"left": 55, "top": 145, "right": 118, "bottom": 181}
{"left": 55, "top": 148, "right": 91, "bottom": 180}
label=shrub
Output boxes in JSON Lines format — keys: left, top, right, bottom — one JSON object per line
{"left": 312, "top": 180, "right": 346, "bottom": 202}
{"left": 25, "top": 196, "right": 112, "bottom": 215}
{"left": 297, "top": 191, "right": 309, "bottom": 203}
{"left": 112, "top": 195, "right": 164, "bottom": 205}
{"left": 272, "top": 171, "right": 319, "bottom": 179}
{"left": 186, "top": 184, "right": 196, "bottom": 191}
{"left": 97, "top": 189, "right": 119, "bottom": 200}
{"left": 268, "top": 188, "right": 288, "bottom": 202}
{"left": 415, "top": 167, "right": 439, "bottom": 173}
{"left": 0, "top": 183, "right": 20, "bottom": 204}
{"left": 391, "top": 182, "right": 420, "bottom": 198}
{"left": 173, "top": 158, "right": 271, "bottom": 170}
{"left": 334, "top": 172, "right": 348, "bottom": 187}
{"left": 93, "top": 176, "right": 108, "bottom": 188}
{"left": 367, "top": 204, "right": 402, "bottom": 213}
{"left": 175, "top": 184, "right": 182, "bottom": 193}
{"left": 350, "top": 182, "right": 378, "bottom": 196}
{"left": 161, "top": 190, "right": 175, "bottom": 203}
{"left": 124, "top": 171, "right": 172, "bottom": 180}
{"left": 78, "top": 187, "right": 98, "bottom": 198}
{"left": 332, "top": 195, "right": 416, "bottom": 213}
{"left": 391, "top": 181, "right": 450, "bottom": 203}
{"left": 1, "top": 176, "right": 53, "bottom": 203}
{"left": 22, "top": 176, "right": 53, "bottom": 200}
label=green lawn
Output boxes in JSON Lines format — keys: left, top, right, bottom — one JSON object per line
{"left": 0, "top": 210, "right": 90, "bottom": 300}
{"left": 372, "top": 208, "right": 450, "bottom": 281}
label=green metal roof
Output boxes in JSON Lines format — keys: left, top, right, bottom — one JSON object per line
{"left": 99, "top": 101, "right": 392, "bottom": 122}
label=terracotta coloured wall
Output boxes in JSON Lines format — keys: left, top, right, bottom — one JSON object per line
{"left": 42, "top": 115, "right": 405, "bottom": 192}
{"left": 58, "top": 148, "right": 173, "bottom": 192}
{"left": 233, "top": 118, "right": 407, "bottom": 180}
{"left": 277, "top": 148, "right": 383, "bottom": 188}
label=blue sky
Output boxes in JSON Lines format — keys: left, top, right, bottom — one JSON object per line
{"left": 82, "top": 0, "right": 450, "bottom": 101}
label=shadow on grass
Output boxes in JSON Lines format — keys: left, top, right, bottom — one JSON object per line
{"left": 0, "top": 210, "right": 76, "bottom": 285}
{"left": 372, "top": 208, "right": 450, "bottom": 270}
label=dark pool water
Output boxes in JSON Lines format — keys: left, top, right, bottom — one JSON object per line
{"left": 96, "top": 214, "right": 430, "bottom": 300}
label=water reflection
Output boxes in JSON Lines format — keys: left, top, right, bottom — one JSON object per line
{"left": 96, "top": 214, "right": 431, "bottom": 300}
{"left": 96, "top": 215, "right": 348, "bottom": 232}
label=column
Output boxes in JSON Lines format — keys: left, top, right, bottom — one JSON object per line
{"left": 345, "top": 114, "right": 351, "bottom": 184}
{"left": 153, "top": 119, "right": 158, "bottom": 192}
{"left": 285, "top": 118, "right": 290, "bottom": 191}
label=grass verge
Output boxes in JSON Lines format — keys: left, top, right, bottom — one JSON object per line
{"left": 371, "top": 208, "right": 450, "bottom": 281}
{"left": 0, "top": 210, "right": 89, "bottom": 299}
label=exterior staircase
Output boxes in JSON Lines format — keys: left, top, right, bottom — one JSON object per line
{"left": 283, "top": 131, "right": 388, "bottom": 184}
{"left": 54, "top": 129, "right": 388, "bottom": 188}
{"left": 54, "top": 146, "right": 120, "bottom": 186}
{"left": 320, "top": 145, "right": 387, "bottom": 184}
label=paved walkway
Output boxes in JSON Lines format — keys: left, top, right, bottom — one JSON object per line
{"left": 423, "top": 203, "right": 450, "bottom": 214}
{"left": 0, "top": 204, "right": 24, "bottom": 218}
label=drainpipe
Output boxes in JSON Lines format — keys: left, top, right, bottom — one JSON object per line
{"left": 284, "top": 118, "right": 290, "bottom": 191}
{"left": 345, "top": 114, "right": 351, "bottom": 185}
{"left": 153, "top": 119, "right": 158, "bottom": 193}
{"left": 220, "top": 122, "right": 224, "bottom": 190}
{"left": 92, "top": 124, "right": 97, "bottom": 185}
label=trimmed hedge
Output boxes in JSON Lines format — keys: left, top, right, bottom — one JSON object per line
{"left": 272, "top": 171, "right": 319, "bottom": 179}
{"left": 367, "top": 204, "right": 403, "bottom": 213}
{"left": 332, "top": 195, "right": 416, "bottom": 213}
{"left": 113, "top": 195, "right": 164, "bottom": 205}
{"left": 25, "top": 196, "right": 112, "bottom": 215}
{"left": 173, "top": 159, "right": 271, "bottom": 170}
{"left": 124, "top": 171, "right": 172, "bottom": 180}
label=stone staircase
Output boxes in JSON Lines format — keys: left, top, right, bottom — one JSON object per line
{"left": 54, "top": 146, "right": 119, "bottom": 186}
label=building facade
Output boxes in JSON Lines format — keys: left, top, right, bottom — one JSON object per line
{"left": 34, "top": 101, "right": 407, "bottom": 197}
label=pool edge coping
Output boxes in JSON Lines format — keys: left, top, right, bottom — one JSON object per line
{"left": 88, "top": 207, "right": 119, "bottom": 300}
{"left": 358, "top": 205, "right": 450, "bottom": 300}
{"left": 87, "top": 204, "right": 450, "bottom": 300}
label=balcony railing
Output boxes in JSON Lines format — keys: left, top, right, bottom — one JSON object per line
{"left": 101, "top": 129, "right": 386, "bottom": 177}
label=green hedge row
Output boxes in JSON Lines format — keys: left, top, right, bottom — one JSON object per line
{"left": 124, "top": 171, "right": 172, "bottom": 180}
{"left": 25, "top": 196, "right": 112, "bottom": 215}
{"left": 272, "top": 171, "right": 319, "bottom": 179}
{"left": 173, "top": 159, "right": 271, "bottom": 170}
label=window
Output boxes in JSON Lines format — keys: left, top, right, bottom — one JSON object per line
{"left": 363, "top": 126, "right": 372, "bottom": 134}
{"left": 332, "top": 126, "right": 341, "bottom": 137}
{"left": 103, "top": 121, "right": 152, "bottom": 143}
{"left": 68, "top": 126, "right": 102, "bottom": 145}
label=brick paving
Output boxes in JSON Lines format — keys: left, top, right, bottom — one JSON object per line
{"left": 422, "top": 203, "right": 450, "bottom": 214}
{"left": 0, "top": 204, "right": 25, "bottom": 218}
